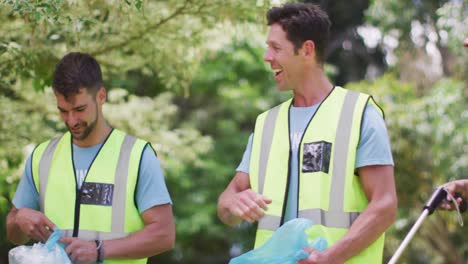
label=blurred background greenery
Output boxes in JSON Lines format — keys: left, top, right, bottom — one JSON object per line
{"left": 0, "top": 0, "right": 466, "bottom": 263}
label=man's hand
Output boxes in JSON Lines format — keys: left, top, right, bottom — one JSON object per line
{"left": 14, "top": 208, "right": 55, "bottom": 242}
{"left": 228, "top": 189, "right": 272, "bottom": 223}
{"left": 296, "top": 248, "right": 343, "bottom": 264}
{"left": 440, "top": 180, "right": 468, "bottom": 210}
{"left": 218, "top": 171, "right": 272, "bottom": 225}
{"left": 60, "top": 237, "right": 98, "bottom": 264}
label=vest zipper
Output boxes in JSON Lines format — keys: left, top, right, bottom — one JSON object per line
{"left": 280, "top": 149, "right": 292, "bottom": 226}
{"left": 70, "top": 136, "right": 80, "bottom": 237}
{"left": 72, "top": 188, "right": 81, "bottom": 237}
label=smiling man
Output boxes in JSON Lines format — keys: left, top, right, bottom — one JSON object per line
{"left": 217, "top": 3, "right": 397, "bottom": 264}
{"left": 6, "top": 52, "right": 175, "bottom": 264}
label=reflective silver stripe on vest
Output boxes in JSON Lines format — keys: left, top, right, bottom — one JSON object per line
{"left": 258, "top": 214, "right": 281, "bottom": 230}
{"left": 258, "top": 90, "right": 362, "bottom": 231}
{"left": 298, "top": 209, "right": 360, "bottom": 228}
{"left": 61, "top": 229, "right": 128, "bottom": 240}
{"left": 111, "top": 134, "right": 137, "bottom": 235}
{"left": 258, "top": 104, "right": 281, "bottom": 195}
{"left": 38, "top": 137, "right": 62, "bottom": 212}
{"left": 328, "top": 90, "right": 360, "bottom": 218}
{"left": 38, "top": 133, "right": 138, "bottom": 239}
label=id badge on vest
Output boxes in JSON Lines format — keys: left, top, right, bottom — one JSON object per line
{"left": 302, "top": 141, "right": 332, "bottom": 173}
{"left": 80, "top": 182, "right": 114, "bottom": 206}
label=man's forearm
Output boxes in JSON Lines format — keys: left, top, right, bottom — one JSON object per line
{"left": 325, "top": 197, "right": 397, "bottom": 262}
{"left": 103, "top": 221, "right": 175, "bottom": 260}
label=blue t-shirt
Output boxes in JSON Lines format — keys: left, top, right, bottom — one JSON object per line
{"left": 236, "top": 103, "right": 394, "bottom": 222}
{"left": 13, "top": 143, "right": 172, "bottom": 213}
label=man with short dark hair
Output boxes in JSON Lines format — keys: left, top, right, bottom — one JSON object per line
{"left": 218, "top": 3, "right": 397, "bottom": 263}
{"left": 6, "top": 52, "right": 175, "bottom": 264}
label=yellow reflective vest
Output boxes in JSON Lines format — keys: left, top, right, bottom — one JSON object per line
{"left": 32, "top": 129, "right": 147, "bottom": 264}
{"left": 249, "top": 87, "right": 385, "bottom": 263}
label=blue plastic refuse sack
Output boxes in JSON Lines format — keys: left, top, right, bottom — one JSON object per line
{"left": 9, "top": 227, "right": 72, "bottom": 264}
{"left": 229, "top": 218, "right": 327, "bottom": 264}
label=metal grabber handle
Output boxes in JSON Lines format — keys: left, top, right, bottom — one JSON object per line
{"left": 387, "top": 186, "right": 466, "bottom": 264}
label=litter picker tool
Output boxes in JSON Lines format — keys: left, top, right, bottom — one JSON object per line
{"left": 388, "top": 186, "right": 466, "bottom": 264}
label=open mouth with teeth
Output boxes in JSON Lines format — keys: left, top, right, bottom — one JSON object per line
{"left": 273, "top": 68, "right": 283, "bottom": 76}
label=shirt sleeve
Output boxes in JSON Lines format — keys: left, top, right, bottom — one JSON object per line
{"left": 12, "top": 154, "right": 40, "bottom": 210}
{"left": 355, "top": 103, "right": 394, "bottom": 168}
{"left": 135, "top": 145, "right": 172, "bottom": 213}
{"left": 236, "top": 133, "right": 253, "bottom": 174}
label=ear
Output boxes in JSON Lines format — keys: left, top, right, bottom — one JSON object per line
{"left": 302, "top": 40, "right": 316, "bottom": 57}
{"left": 96, "top": 87, "right": 107, "bottom": 104}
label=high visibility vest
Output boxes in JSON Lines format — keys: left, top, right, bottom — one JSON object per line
{"left": 249, "top": 87, "right": 385, "bottom": 263}
{"left": 32, "top": 129, "right": 147, "bottom": 264}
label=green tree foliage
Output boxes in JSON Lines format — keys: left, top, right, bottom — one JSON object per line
{"left": 0, "top": 0, "right": 263, "bottom": 95}
{"left": 305, "top": 0, "right": 388, "bottom": 85}
{"left": 366, "top": 0, "right": 466, "bottom": 86}
{"left": 436, "top": 2, "right": 468, "bottom": 79}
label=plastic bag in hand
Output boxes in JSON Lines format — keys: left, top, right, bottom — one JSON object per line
{"left": 229, "top": 218, "right": 327, "bottom": 264}
{"left": 9, "top": 227, "right": 72, "bottom": 264}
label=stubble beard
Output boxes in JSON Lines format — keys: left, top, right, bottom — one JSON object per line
{"left": 68, "top": 105, "right": 99, "bottom": 141}
{"left": 71, "top": 118, "right": 97, "bottom": 141}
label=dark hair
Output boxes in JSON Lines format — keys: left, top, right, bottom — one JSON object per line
{"left": 52, "top": 52, "right": 103, "bottom": 98}
{"left": 267, "top": 3, "right": 331, "bottom": 63}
